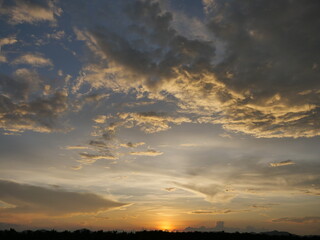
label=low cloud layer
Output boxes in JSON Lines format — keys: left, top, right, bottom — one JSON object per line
{"left": 272, "top": 217, "right": 320, "bottom": 224}
{"left": 0, "top": 180, "right": 127, "bottom": 216}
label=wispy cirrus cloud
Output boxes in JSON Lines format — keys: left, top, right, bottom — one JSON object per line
{"left": 174, "top": 182, "right": 236, "bottom": 203}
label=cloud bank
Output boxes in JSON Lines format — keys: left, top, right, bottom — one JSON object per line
{"left": 0, "top": 179, "right": 127, "bottom": 216}
{"left": 71, "top": 0, "right": 320, "bottom": 138}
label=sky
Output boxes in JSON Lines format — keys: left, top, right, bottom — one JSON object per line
{"left": 0, "top": 0, "right": 319, "bottom": 235}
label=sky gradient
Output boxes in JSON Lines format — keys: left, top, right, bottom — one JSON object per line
{"left": 0, "top": 0, "right": 319, "bottom": 235}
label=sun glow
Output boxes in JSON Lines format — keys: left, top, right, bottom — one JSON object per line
{"left": 157, "top": 221, "right": 174, "bottom": 231}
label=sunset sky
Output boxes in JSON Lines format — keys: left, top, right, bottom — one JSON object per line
{"left": 0, "top": 0, "right": 319, "bottom": 235}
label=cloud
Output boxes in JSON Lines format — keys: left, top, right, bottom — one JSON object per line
{"left": 251, "top": 204, "right": 278, "bottom": 210}
{"left": 72, "top": 0, "right": 320, "bottom": 138}
{"left": 93, "top": 115, "right": 108, "bottom": 124}
{"left": 71, "top": 165, "right": 83, "bottom": 171}
{"left": 0, "top": 55, "right": 7, "bottom": 63}
{"left": 0, "top": 0, "right": 62, "bottom": 25}
{"left": 0, "top": 91, "right": 70, "bottom": 133}
{"left": 270, "top": 160, "right": 295, "bottom": 167}
{"left": 174, "top": 182, "right": 236, "bottom": 203}
{"left": 0, "top": 179, "right": 127, "bottom": 216}
{"left": 204, "top": 0, "right": 320, "bottom": 138}
{"left": 272, "top": 216, "right": 320, "bottom": 224}
{"left": 179, "top": 143, "right": 200, "bottom": 147}
{"left": 130, "top": 149, "right": 163, "bottom": 156}
{"left": 116, "top": 101, "right": 156, "bottom": 109}
{"left": 189, "top": 209, "right": 248, "bottom": 215}
{"left": 89, "top": 140, "right": 107, "bottom": 148}
{"left": 121, "top": 142, "right": 145, "bottom": 148}
{"left": 79, "top": 152, "right": 117, "bottom": 161}
{"left": 46, "top": 30, "right": 65, "bottom": 40}
{"left": 90, "top": 112, "right": 191, "bottom": 141}
{"left": 77, "top": 149, "right": 117, "bottom": 166}
{"left": 64, "top": 145, "right": 89, "bottom": 150}
{"left": 118, "top": 112, "right": 191, "bottom": 133}
{"left": 0, "top": 36, "right": 17, "bottom": 47}
{"left": 189, "top": 210, "right": 213, "bottom": 214}
{"left": 0, "top": 70, "right": 70, "bottom": 133}
{"left": 73, "top": 93, "right": 110, "bottom": 112}
{"left": 13, "top": 53, "right": 53, "bottom": 67}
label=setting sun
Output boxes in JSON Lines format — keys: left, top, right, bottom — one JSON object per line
{"left": 157, "top": 221, "right": 174, "bottom": 231}
{"left": 0, "top": 0, "right": 319, "bottom": 236}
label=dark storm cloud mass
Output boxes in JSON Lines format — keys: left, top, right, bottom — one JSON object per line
{"left": 0, "top": 179, "right": 127, "bottom": 215}
{"left": 73, "top": 0, "right": 320, "bottom": 138}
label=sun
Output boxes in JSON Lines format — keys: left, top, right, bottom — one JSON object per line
{"left": 157, "top": 221, "right": 174, "bottom": 231}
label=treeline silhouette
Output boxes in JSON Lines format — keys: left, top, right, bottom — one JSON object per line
{"left": 1, "top": 229, "right": 319, "bottom": 240}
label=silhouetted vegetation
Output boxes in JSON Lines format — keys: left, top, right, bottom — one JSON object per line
{"left": 0, "top": 229, "right": 319, "bottom": 240}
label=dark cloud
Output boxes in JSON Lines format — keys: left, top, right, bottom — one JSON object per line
{"left": 79, "top": 152, "right": 117, "bottom": 161}
{"left": 205, "top": 0, "right": 320, "bottom": 137}
{"left": 0, "top": 70, "right": 70, "bottom": 133}
{"left": 270, "top": 160, "right": 295, "bottom": 167}
{"left": 0, "top": 69, "right": 41, "bottom": 100}
{"left": 89, "top": 140, "right": 107, "bottom": 148}
{"left": 163, "top": 187, "right": 176, "bottom": 192}
{"left": 272, "top": 216, "right": 320, "bottom": 224}
{"left": 120, "top": 141, "right": 145, "bottom": 148}
{"left": 88, "top": 0, "right": 216, "bottom": 90}
{"left": 0, "top": 222, "right": 27, "bottom": 231}
{"left": 72, "top": 0, "right": 320, "bottom": 138}
{"left": 189, "top": 209, "right": 248, "bottom": 215}
{"left": 0, "top": 92, "right": 69, "bottom": 133}
{"left": 0, "top": 91, "right": 70, "bottom": 133}
{"left": 190, "top": 210, "right": 213, "bottom": 214}
{"left": 0, "top": 179, "right": 127, "bottom": 215}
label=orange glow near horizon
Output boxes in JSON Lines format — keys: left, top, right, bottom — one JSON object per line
{"left": 157, "top": 221, "right": 174, "bottom": 231}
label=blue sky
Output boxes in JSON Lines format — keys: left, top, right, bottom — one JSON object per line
{"left": 0, "top": 0, "right": 319, "bottom": 235}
